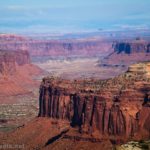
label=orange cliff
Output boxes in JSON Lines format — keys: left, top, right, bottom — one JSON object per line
{"left": 39, "top": 62, "right": 150, "bottom": 142}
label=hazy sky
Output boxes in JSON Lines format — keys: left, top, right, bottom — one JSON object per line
{"left": 0, "top": 0, "right": 150, "bottom": 33}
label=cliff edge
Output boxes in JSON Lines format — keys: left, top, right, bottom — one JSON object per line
{"left": 39, "top": 62, "right": 150, "bottom": 141}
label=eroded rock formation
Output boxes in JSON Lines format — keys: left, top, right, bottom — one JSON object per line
{"left": 114, "top": 41, "right": 150, "bottom": 54}
{"left": 39, "top": 62, "right": 150, "bottom": 140}
{"left": 0, "top": 48, "right": 43, "bottom": 104}
{"left": 100, "top": 40, "right": 150, "bottom": 69}
{"left": 0, "top": 50, "right": 30, "bottom": 76}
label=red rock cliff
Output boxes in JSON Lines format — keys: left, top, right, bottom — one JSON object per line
{"left": 0, "top": 50, "right": 30, "bottom": 76}
{"left": 39, "top": 62, "right": 150, "bottom": 140}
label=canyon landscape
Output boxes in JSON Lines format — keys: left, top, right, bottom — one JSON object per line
{"left": 0, "top": 0, "right": 150, "bottom": 150}
{"left": 0, "top": 33, "right": 149, "bottom": 150}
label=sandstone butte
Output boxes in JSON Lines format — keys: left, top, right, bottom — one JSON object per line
{"left": 39, "top": 61, "right": 150, "bottom": 143}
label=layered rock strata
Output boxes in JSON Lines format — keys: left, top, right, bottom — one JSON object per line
{"left": 0, "top": 50, "right": 30, "bottom": 76}
{"left": 100, "top": 40, "right": 150, "bottom": 68}
{"left": 0, "top": 34, "right": 113, "bottom": 57}
{"left": 113, "top": 41, "right": 150, "bottom": 54}
{"left": 39, "top": 62, "right": 150, "bottom": 140}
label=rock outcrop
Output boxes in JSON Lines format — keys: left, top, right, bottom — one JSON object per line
{"left": 113, "top": 40, "right": 150, "bottom": 54}
{"left": 0, "top": 48, "right": 43, "bottom": 102}
{"left": 0, "top": 50, "right": 30, "bottom": 76}
{"left": 100, "top": 40, "right": 150, "bottom": 69}
{"left": 39, "top": 62, "right": 150, "bottom": 141}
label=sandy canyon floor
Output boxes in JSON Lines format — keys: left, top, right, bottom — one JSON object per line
{"left": 34, "top": 57, "right": 126, "bottom": 80}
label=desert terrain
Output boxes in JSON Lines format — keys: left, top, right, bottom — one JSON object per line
{"left": 1, "top": 0, "right": 150, "bottom": 149}
{"left": 0, "top": 34, "right": 150, "bottom": 150}
{"left": 34, "top": 57, "right": 126, "bottom": 80}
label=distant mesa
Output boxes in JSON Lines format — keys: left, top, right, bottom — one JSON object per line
{"left": 114, "top": 40, "right": 149, "bottom": 54}
{"left": 99, "top": 39, "right": 150, "bottom": 69}
{"left": 0, "top": 34, "right": 113, "bottom": 57}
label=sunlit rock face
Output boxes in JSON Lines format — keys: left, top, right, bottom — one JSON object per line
{"left": 39, "top": 62, "right": 150, "bottom": 140}
{"left": 128, "top": 62, "right": 150, "bottom": 78}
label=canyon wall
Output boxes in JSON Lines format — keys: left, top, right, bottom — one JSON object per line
{"left": 0, "top": 40, "right": 113, "bottom": 57}
{"left": 1, "top": 34, "right": 150, "bottom": 62}
{"left": 27, "top": 40, "right": 113, "bottom": 57}
{"left": 113, "top": 41, "right": 150, "bottom": 54}
{"left": 0, "top": 50, "right": 30, "bottom": 76}
{"left": 0, "top": 34, "right": 113, "bottom": 57}
{"left": 100, "top": 40, "right": 150, "bottom": 68}
{"left": 39, "top": 62, "right": 150, "bottom": 140}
